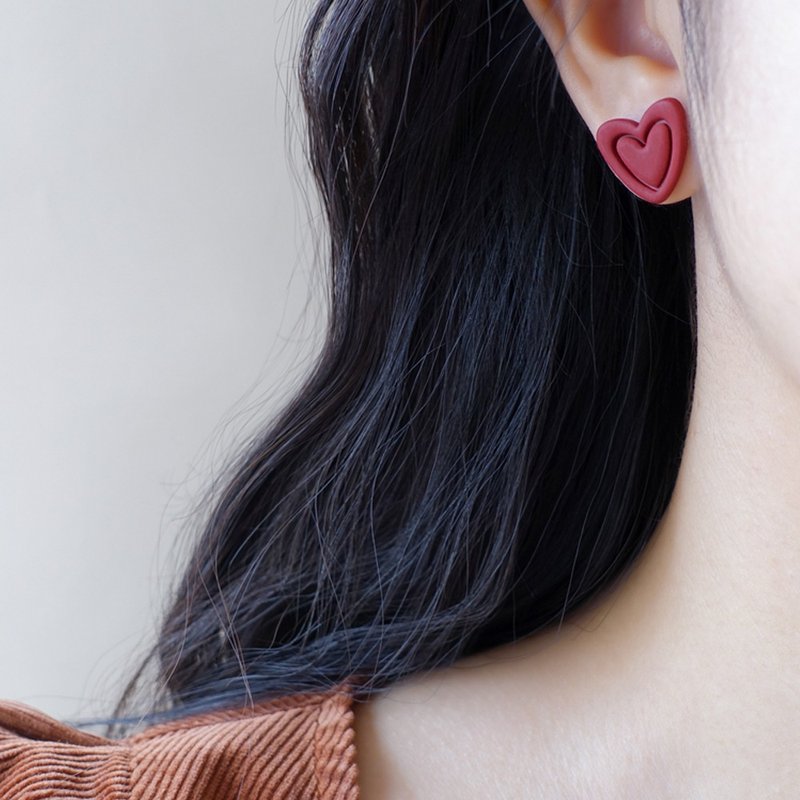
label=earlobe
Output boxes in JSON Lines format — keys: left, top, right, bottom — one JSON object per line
{"left": 521, "top": 0, "right": 697, "bottom": 202}
{"left": 522, "top": 0, "right": 686, "bottom": 130}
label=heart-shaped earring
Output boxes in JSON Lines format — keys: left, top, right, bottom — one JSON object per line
{"left": 596, "top": 97, "right": 689, "bottom": 205}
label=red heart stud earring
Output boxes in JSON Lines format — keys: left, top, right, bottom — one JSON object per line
{"left": 596, "top": 97, "right": 689, "bottom": 205}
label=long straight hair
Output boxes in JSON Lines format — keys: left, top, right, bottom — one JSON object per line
{"left": 92, "top": 0, "right": 697, "bottom": 736}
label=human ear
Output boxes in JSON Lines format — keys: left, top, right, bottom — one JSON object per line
{"left": 521, "top": 0, "right": 700, "bottom": 203}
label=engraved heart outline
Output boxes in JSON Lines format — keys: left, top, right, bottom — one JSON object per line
{"left": 596, "top": 97, "right": 688, "bottom": 205}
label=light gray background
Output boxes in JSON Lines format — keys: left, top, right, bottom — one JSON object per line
{"left": 0, "top": 1, "right": 325, "bottom": 721}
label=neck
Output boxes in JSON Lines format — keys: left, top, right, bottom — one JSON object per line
{"left": 635, "top": 191, "right": 800, "bottom": 672}
{"left": 353, "top": 195, "right": 800, "bottom": 797}
{"left": 559, "top": 190, "right": 800, "bottom": 789}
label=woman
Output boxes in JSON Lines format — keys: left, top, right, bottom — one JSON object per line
{"left": 1, "top": 0, "right": 797, "bottom": 797}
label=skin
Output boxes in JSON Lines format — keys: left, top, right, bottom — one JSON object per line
{"left": 353, "top": 0, "right": 800, "bottom": 796}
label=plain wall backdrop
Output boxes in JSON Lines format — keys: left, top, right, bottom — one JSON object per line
{"left": 0, "top": 1, "right": 325, "bottom": 721}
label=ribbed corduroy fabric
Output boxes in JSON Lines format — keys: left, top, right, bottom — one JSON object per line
{"left": 0, "top": 682, "right": 359, "bottom": 799}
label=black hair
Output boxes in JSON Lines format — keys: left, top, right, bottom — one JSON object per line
{"left": 75, "top": 0, "right": 698, "bottom": 737}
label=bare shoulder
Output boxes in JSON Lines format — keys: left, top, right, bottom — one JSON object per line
{"left": 351, "top": 625, "right": 680, "bottom": 800}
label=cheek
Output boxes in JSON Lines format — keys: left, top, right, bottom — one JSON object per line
{"left": 702, "top": 2, "right": 800, "bottom": 379}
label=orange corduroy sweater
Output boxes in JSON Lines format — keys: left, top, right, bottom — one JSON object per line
{"left": 0, "top": 681, "right": 359, "bottom": 799}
